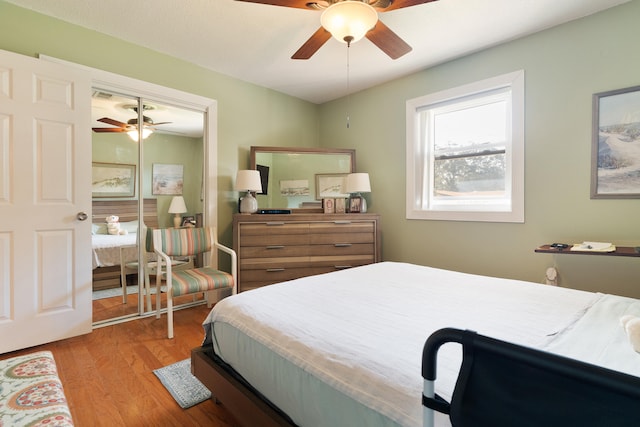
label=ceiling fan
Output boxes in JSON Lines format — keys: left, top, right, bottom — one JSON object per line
{"left": 235, "top": 0, "right": 438, "bottom": 59}
{"left": 92, "top": 105, "right": 171, "bottom": 138}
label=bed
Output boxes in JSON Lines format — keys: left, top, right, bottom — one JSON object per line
{"left": 191, "top": 262, "right": 640, "bottom": 427}
{"left": 91, "top": 199, "right": 158, "bottom": 291}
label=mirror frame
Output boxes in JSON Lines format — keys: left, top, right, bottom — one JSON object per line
{"left": 250, "top": 146, "right": 356, "bottom": 210}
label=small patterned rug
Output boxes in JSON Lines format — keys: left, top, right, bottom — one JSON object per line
{"left": 0, "top": 351, "right": 74, "bottom": 426}
{"left": 153, "top": 359, "right": 211, "bottom": 409}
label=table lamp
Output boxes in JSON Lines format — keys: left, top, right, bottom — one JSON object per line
{"left": 168, "top": 196, "right": 187, "bottom": 228}
{"left": 346, "top": 173, "right": 371, "bottom": 213}
{"left": 235, "top": 170, "right": 262, "bottom": 214}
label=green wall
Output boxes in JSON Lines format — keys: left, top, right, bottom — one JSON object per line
{"left": 0, "top": 0, "right": 319, "bottom": 244}
{"left": 319, "top": 0, "right": 640, "bottom": 298}
{"left": 1, "top": 0, "right": 639, "bottom": 297}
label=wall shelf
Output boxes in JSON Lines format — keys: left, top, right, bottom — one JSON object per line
{"left": 535, "top": 245, "right": 640, "bottom": 258}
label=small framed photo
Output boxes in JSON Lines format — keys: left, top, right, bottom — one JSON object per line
{"left": 181, "top": 215, "right": 196, "bottom": 227}
{"left": 349, "top": 196, "right": 363, "bottom": 213}
{"left": 591, "top": 84, "right": 640, "bottom": 198}
{"left": 335, "top": 198, "right": 346, "bottom": 213}
{"left": 323, "top": 198, "right": 335, "bottom": 214}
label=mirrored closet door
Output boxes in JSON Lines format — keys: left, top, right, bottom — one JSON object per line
{"left": 91, "top": 90, "right": 205, "bottom": 324}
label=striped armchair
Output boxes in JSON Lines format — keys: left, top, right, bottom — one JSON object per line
{"left": 152, "top": 227, "right": 236, "bottom": 338}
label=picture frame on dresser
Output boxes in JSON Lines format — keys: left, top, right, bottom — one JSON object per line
{"left": 349, "top": 196, "right": 362, "bottom": 213}
{"left": 316, "top": 173, "right": 349, "bottom": 200}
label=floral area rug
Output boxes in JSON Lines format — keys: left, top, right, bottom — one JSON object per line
{"left": 0, "top": 350, "right": 74, "bottom": 426}
{"left": 153, "top": 359, "right": 211, "bottom": 409}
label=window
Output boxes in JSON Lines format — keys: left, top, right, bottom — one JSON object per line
{"left": 406, "top": 70, "right": 524, "bottom": 222}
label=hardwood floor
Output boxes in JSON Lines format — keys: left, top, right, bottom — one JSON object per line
{"left": 1, "top": 304, "right": 241, "bottom": 427}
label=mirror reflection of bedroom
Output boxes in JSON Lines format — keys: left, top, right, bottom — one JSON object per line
{"left": 91, "top": 91, "right": 206, "bottom": 324}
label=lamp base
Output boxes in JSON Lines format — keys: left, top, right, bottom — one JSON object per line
{"left": 240, "top": 192, "right": 258, "bottom": 214}
{"left": 173, "top": 214, "right": 182, "bottom": 228}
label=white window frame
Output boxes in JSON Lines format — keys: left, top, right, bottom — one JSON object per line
{"left": 406, "top": 70, "right": 525, "bottom": 223}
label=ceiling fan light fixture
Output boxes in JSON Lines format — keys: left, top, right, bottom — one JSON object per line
{"left": 127, "top": 127, "right": 153, "bottom": 141}
{"left": 321, "top": 1, "right": 378, "bottom": 45}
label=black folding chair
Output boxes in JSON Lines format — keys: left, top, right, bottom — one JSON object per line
{"left": 422, "top": 328, "right": 640, "bottom": 427}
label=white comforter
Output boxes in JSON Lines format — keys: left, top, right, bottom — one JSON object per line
{"left": 91, "top": 233, "right": 137, "bottom": 269}
{"left": 205, "top": 262, "right": 640, "bottom": 427}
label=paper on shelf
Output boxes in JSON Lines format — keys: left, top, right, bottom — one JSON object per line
{"left": 571, "top": 242, "right": 616, "bottom": 252}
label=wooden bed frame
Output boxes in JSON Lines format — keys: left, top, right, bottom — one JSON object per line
{"left": 92, "top": 199, "right": 158, "bottom": 291}
{"left": 191, "top": 346, "right": 295, "bottom": 427}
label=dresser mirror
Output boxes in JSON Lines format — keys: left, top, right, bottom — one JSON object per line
{"left": 250, "top": 146, "right": 356, "bottom": 209}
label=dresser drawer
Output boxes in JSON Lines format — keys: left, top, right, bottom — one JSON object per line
{"left": 239, "top": 222, "right": 309, "bottom": 236}
{"left": 310, "top": 254, "right": 376, "bottom": 269}
{"left": 241, "top": 267, "right": 311, "bottom": 284}
{"left": 240, "top": 244, "right": 309, "bottom": 258}
{"left": 308, "top": 243, "right": 375, "bottom": 256}
{"left": 309, "top": 221, "right": 374, "bottom": 234}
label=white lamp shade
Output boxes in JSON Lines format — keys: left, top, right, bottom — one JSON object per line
{"left": 321, "top": 1, "right": 378, "bottom": 44}
{"left": 168, "top": 196, "right": 187, "bottom": 214}
{"left": 235, "top": 170, "right": 263, "bottom": 192}
{"left": 346, "top": 173, "right": 371, "bottom": 193}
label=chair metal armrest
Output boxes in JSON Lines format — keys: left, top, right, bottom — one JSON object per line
{"left": 214, "top": 242, "right": 237, "bottom": 294}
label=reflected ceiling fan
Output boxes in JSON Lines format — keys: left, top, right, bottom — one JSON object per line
{"left": 92, "top": 104, "right": 171, "bottom": 140}
{"left": 236, "top": 0, "right": 438, "bottom": 59}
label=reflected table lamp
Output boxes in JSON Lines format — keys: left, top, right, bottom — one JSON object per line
{"left": 236, "top": 170, "right": 262, "bottom": 214}
{"left": 346, "top": 173, "right": 371, "bottom": 213}
{"left": 168, "top": 196, "right": 187, "bottom": 228}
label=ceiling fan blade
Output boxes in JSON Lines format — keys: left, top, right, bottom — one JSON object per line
{"left": 97, "top": 117, "right": 128, "bottom": 128}
{"left": 292, "top": 27, "right": 332, "bottom": 60}
{"left": 366, "top": 21, "right": 412, "bottom": 59}
{"left": 92, "top": 127, "right": 127, "bottom": 133}
{"left": 234, "top": 0, "right": 311, "bottom": 10}
{"left": 382, "top": 0, "right": 438, "bottom": 12}
{"left": 150, "top": 121, "right": 172, "bottom": 126}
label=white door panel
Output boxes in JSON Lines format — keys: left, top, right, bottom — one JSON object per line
{"left": 0, "top": 49, "right": 92, "bottom": 354}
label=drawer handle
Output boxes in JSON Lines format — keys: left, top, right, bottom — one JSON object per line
{"left": 266, "top": 222, "right": 285, "bottom": 226}
{"left": 334, "top": 243, "right": 352, "bottom": 247}
{"left": 266, "top": 245, "right": 285, "bottom": 250}
{"left": 334, "top": 220, "right": 352, "bottom": 224}
{"left": 334, "top": 265, "right": 352, "bottom": 269}
{"left": 266, "top": 268, "right": 285, "bottom": 272}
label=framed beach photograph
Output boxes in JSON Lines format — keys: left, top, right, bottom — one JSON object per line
{"left": 591, "top": 85, "right": 640, "bottom": 199}
{"left": 315, "top": 173, "right": 349, "bottom": 200}
{"left": 92, "top": 162, "right": 136, "bottom": 198}
{"left": 152, "top": 163, "right": 184, "bottom": 195}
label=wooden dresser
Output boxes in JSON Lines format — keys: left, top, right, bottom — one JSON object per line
{"left": 232, "top": 213, "right": 381, "bottom": 292}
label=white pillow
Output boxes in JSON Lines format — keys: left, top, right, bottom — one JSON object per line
{"left": 120, "top": 220, "right": 139, "bottom": 234}
{"left": 92, "top": 223, "right": 108, "bottom": 235}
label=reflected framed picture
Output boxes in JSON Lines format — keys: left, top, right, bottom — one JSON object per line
{"left": 152, "top": 163, "right": 184, "bottom": 195}
{"left": 92, "top": 162, "right": 135, "bottom": 198}
{"left": 591, "top": 85, "right": 640, "bottom": 198}
{"left": 315, "top": 173, "right": 349, "bottom": 200}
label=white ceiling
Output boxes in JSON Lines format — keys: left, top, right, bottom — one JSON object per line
{"left": 6, "top": 0, "right": 630, "bottom": 104}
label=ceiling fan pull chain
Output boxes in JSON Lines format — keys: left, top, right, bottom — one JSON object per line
{"left": 346, "top": 41, "right": 351, "bottom": 129}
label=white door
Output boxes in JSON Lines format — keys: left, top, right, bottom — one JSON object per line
{"left": 0, "top": 49, "right": 92, "bottom": 354}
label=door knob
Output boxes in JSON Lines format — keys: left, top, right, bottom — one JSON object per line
{"left": 76, "top": 212, "right": 88, "bottom": 221}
